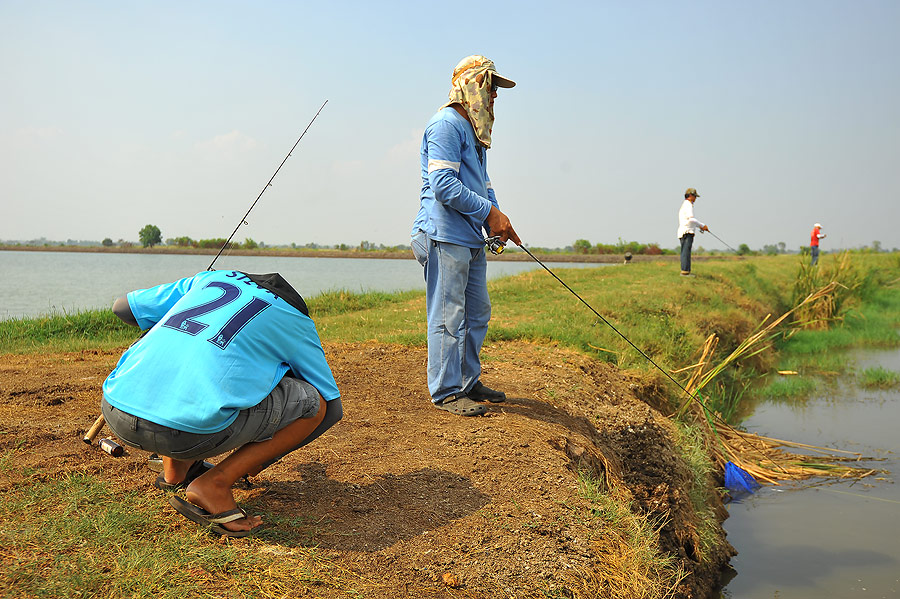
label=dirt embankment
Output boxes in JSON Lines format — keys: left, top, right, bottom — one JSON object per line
{"left": 0, "top": 341, "right": 734, "bottom": 598}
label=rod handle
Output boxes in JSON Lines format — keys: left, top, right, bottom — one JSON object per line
{"left": 83, "top": 414, "right": 105, "bottom": 444}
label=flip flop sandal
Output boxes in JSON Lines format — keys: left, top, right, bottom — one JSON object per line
{"left": 153, "top": 459, "right": 215, "bottom": 491}
{"left": 435, "top": 396, "right": 487, "bottom": 417}
{"left": 168, "top": 495, "right": 252, "bottom": 538}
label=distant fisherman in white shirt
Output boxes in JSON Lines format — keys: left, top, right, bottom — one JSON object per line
{"left": 677, "top": 187, "right": 709, "bottom": 276}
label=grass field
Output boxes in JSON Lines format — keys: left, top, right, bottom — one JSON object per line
{"left": 3, "top": 252, "right": 898, "bottom": 408}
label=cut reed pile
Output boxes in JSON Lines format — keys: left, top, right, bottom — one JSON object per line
{"left": 675, "top": 281, "right": 878, "bottom": 486}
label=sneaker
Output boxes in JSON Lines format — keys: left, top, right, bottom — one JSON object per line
{"left": 467, "top": 381, "right": 506, "bottom": 403}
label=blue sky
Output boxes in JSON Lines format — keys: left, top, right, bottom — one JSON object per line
{"left": 2, "top": 1, "right": 898, "bottom": 250}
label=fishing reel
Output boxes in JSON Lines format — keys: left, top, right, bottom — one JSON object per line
{"left": 484, "top": 236, "right": 506, "bottom": 255}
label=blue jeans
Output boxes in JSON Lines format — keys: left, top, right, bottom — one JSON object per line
{"left": 811, "top": 245, "right": 819, "bottom": 265}
{"left": 679, "top": 234, "right": 694, "bottom": 273}
{"left": 411, "top": 232, "right": 491, "bottom": 402}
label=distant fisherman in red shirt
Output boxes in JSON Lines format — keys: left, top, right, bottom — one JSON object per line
{"left": 810, "top": 223, "right": 826, "bottom": 266}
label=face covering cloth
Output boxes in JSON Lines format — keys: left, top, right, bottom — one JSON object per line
{"left": 440, "top": 55, "right": 514, "bottom": 149}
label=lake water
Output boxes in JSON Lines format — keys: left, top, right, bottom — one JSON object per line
{"left": 0, "top": 250, "right": 605, "bottom": 320}
{"left": 721, "top": 347, "right": 900, "bottom": 598}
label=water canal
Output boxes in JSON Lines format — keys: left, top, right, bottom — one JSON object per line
{"left": 721, "top": 346, "right": 900, "bottom": 597}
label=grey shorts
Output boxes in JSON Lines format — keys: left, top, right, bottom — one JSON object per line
{"left": 101, "top": 376, "right": 321, "bottom": 461}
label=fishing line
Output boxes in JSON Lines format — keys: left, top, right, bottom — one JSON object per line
{"left": 496, "top": 239, "right": 756, "bottom": 438}
{"left": 505, "top": 245, "right": 876, "bottom": 490}
{"left": 496, "top": 239, "right": 791, "bottom": 486}
{"left": 207, "top": 99, "right": 329, "bottom": 271}
{"left": 512, "top": 242, "right": 702, "bottom": 402}
{"left": 826, "top": 488, "right": 900, "bottom": 505}
{"left": 705, "top": 230, "right": 737, "bottom": 253}
{"left": 504, "top": 240, "right": 885, "bottom": 490}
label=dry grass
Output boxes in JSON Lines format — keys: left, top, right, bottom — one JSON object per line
{"left": 675, "top": 281, "right": 880, "bottom": 486}
{"left": 792, "top": 251, "right": 865, "bottom": 330}
{"left": 575, "top": 473, "right": 688, "bottom": 599}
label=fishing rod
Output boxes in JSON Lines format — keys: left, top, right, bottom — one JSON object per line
{"left": 85, "top": 103, "right": 328, "bottom": 461}
{"left": 207, "top": 99, "right": 329, "bottom": 271}
{"left": 485, "top": 236, "right": 750, "bottom": 437}
{"left": 705, "top": 229, "right": 737, "bottom": 253}
{"left": 490, "top": 238, "right": 700, "bottom": 400}
{"left": 489, "top": 236, "right": 770, "bottom": 489}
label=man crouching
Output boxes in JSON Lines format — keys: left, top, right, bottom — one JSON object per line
{"left": 101, "top": 270, "right": 342, "bottom": 537}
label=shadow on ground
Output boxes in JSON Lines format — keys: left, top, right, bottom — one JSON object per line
{"left": 251, "top": 464, "right": 490, "bottom": 552}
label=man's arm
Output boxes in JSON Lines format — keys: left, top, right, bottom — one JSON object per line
{"left": 426, "top": 120, "right": 494, "bottom": 220}
{"left": 112, "top": 296, "right": 139, "bottom": 327}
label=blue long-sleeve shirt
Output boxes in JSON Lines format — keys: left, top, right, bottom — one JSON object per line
{"left": 411, "top": 107, "right": 499, "bottom": 248}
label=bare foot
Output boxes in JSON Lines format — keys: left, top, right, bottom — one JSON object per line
{"left": 161, "top": 457, "right": 193, "bottom": 486}
{"left": 184, "top": 470, "right": 262, "bottom": 532}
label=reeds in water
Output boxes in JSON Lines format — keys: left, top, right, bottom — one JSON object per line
{"left": 675, "top": 279, "right": 878, "bottom": 486}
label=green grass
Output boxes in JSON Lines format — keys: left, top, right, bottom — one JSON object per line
{"left": 758, "top": 280, "right": 900, "bottom": 399}
{"left": 308, "top": 288, "right": 422, "bottom": 317}
{"left": 0, "top": 309, "right": 137, "bottom": 353}
{"left": 761, "top": 375, "right": 819, "bottom": 399}
{"left": 294, "top": 256, "right": 819, "bottom": 372}
{"left": 670, "top": 422, "right": 721, "bottom": 560}
{"left": 0, "top": 472, "right": 348, "bottom": 598}
{"left": 858, "top": 366, "right": 900, "bottom": 389}
{"left": 0, "top": 290, "right": 423, "bottom": 354}
{"left": 4, "top": 254, "right": 899, "bottom": 407}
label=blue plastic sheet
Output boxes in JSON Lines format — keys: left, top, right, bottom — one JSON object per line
{"left": 724, "top": 461, "right": 760, "bottom": 495}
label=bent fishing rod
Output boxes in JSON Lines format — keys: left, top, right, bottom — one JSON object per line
{"left": 485, "top": 236, "right": 735, "bottom": 428}
{"left": 86, "top": 104, "right": 329, "bottom": 447}
{"left": 207, "top": 99, "right": 329, "bottom": 271}
{"left": 704, "top": 229, "right": 737, "bottom": 253}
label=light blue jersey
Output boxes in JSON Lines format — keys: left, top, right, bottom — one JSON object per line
{"left": 102, "top": 270, "right": 340, "bottom": 434}
{"left": 411, "top": 107, "right": 500, "bottom": 248}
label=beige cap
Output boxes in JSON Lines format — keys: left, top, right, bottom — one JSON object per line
{"left": 451, "top": 55, "right": 516, "bottom": 88}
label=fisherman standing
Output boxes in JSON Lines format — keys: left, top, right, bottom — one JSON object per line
{"left": 410, "top": 55, "right": 521, "bottom": 417}
{"left": 810, "top": 223, "right": 826, "bottom": 265}
{"left": 677, "top": 187, "right": 709, "bottom": 276}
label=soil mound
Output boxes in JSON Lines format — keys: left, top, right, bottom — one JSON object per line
{"left": 0, "top": 341, "right": 734, "bottom": 597}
